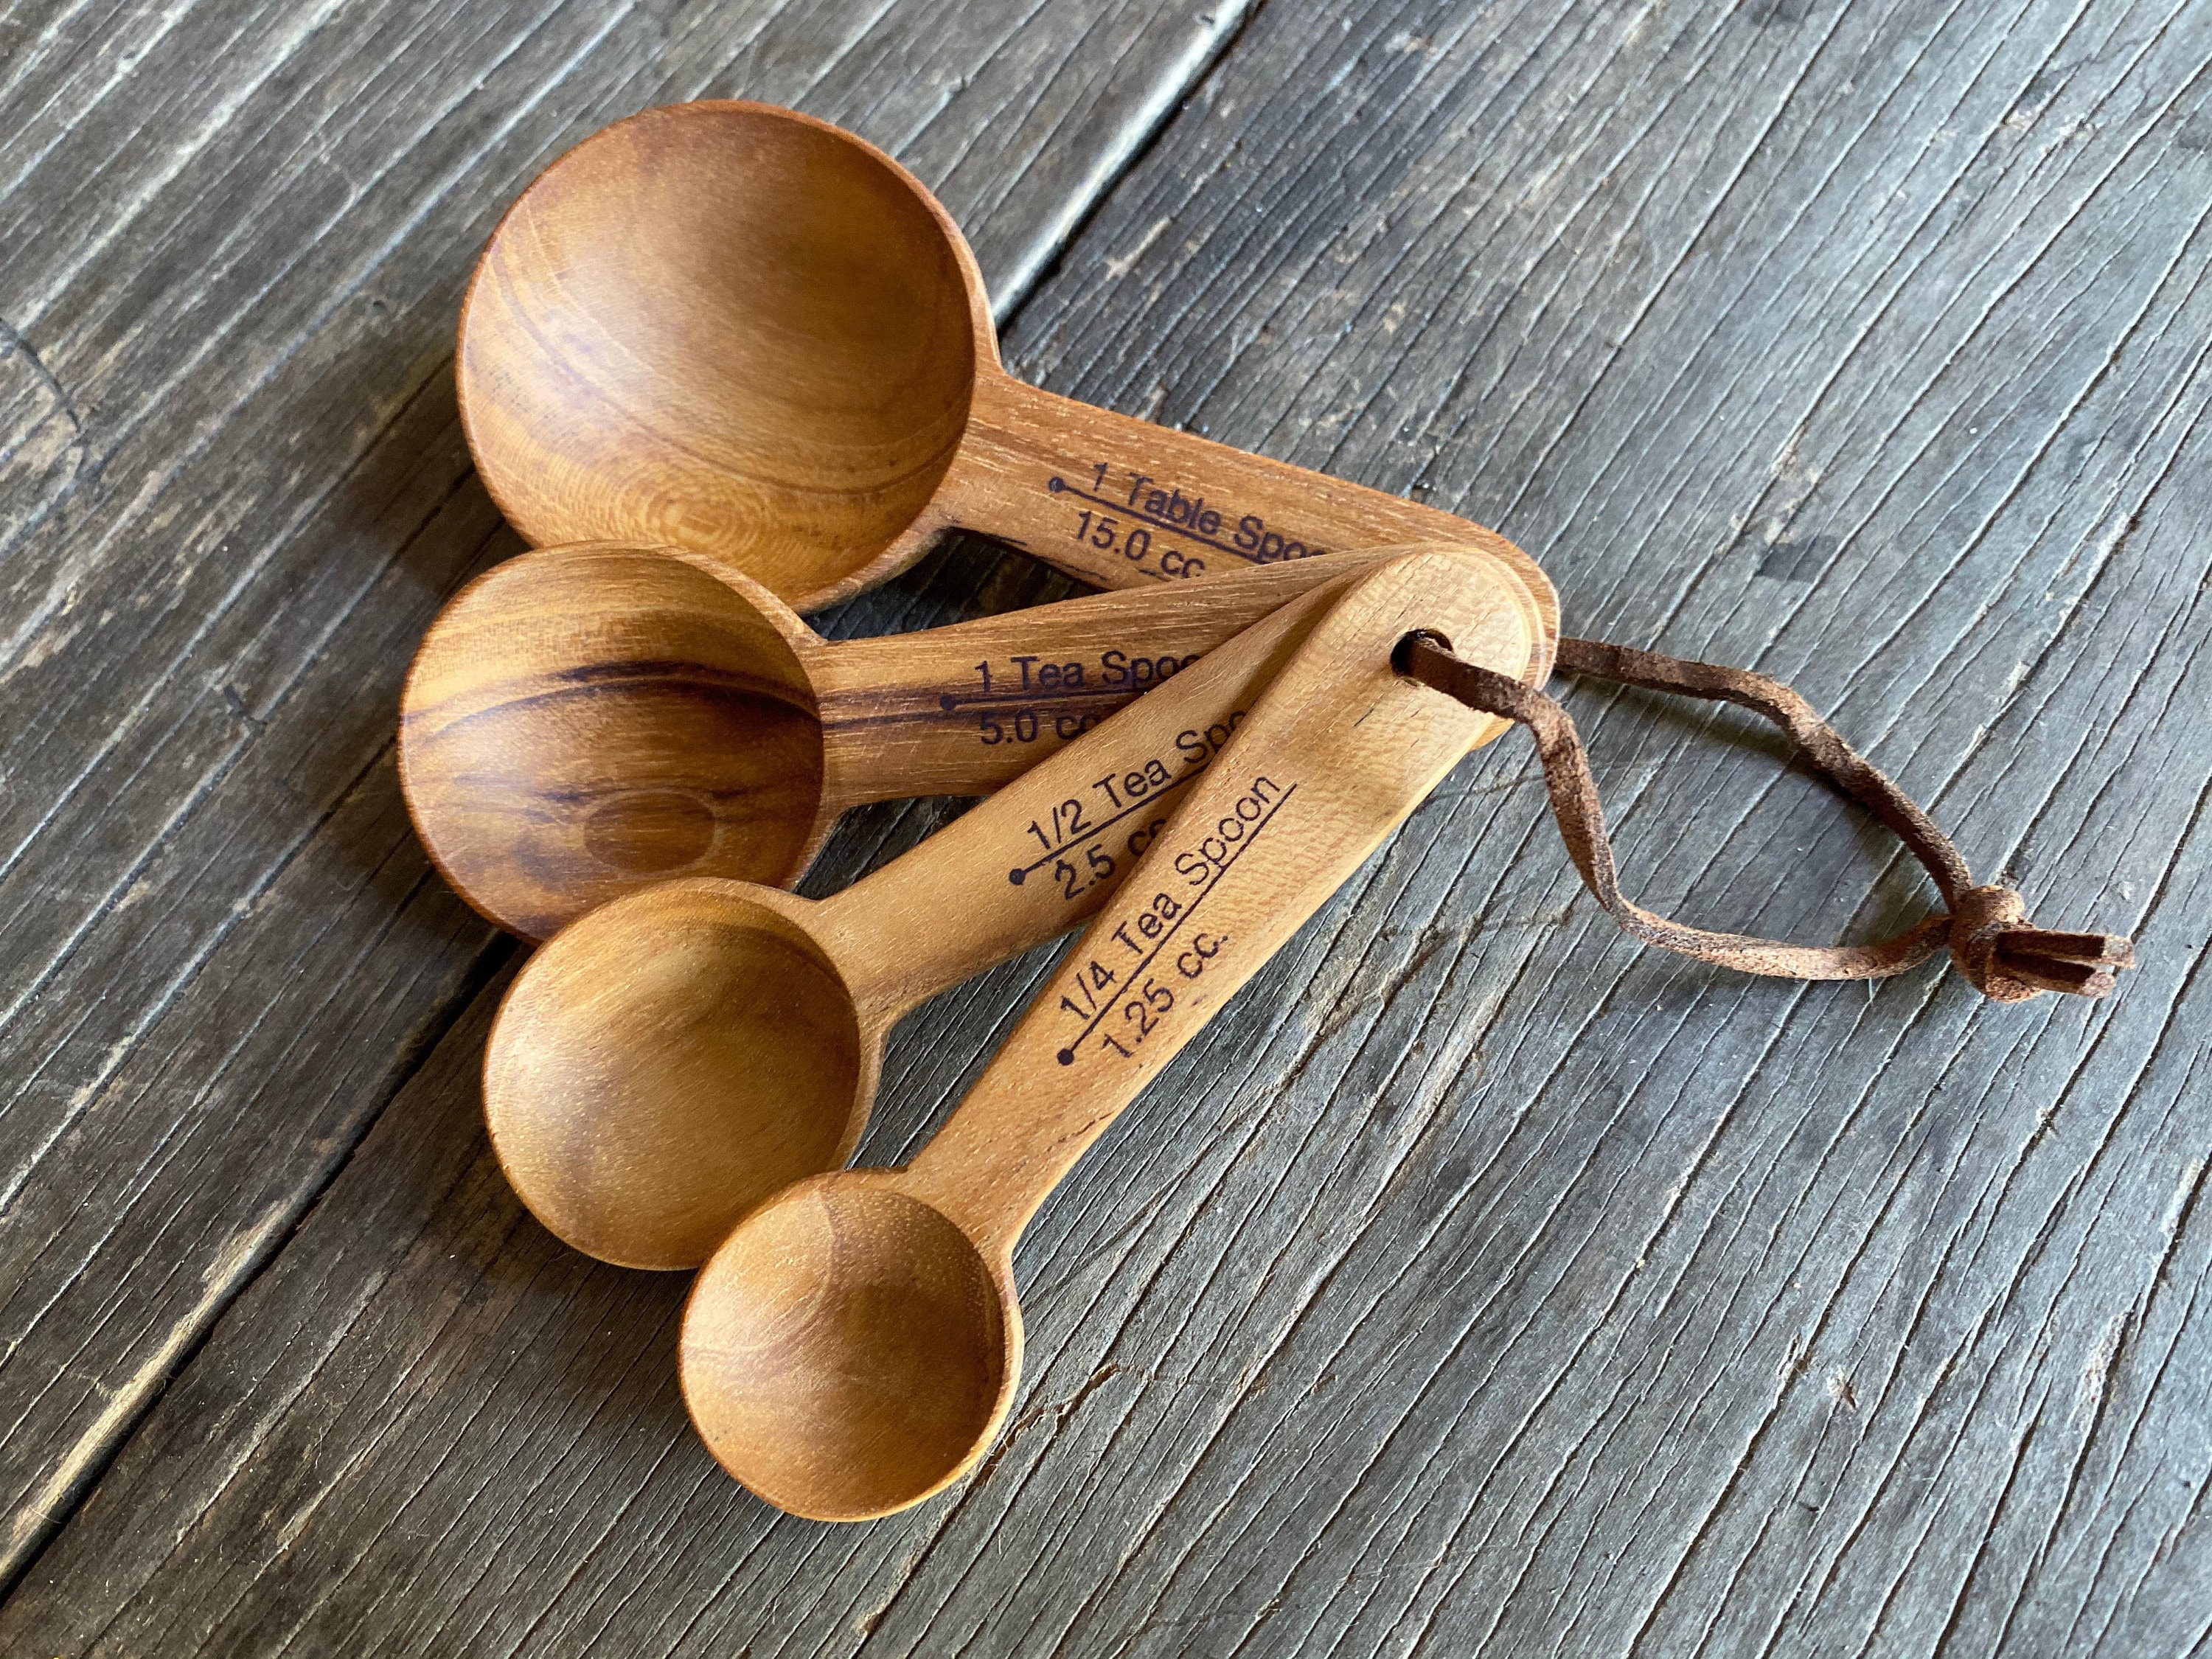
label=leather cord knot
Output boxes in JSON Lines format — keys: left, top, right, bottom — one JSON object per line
{"left": 1949, "top": 884, "right": 2030, "bottom": 1001}
{"left": 1947, "top": 883, "right": 2132, "bottom": 1003}
{"left": 1398, "top": 632, "right": 2135, "bottom": 1004}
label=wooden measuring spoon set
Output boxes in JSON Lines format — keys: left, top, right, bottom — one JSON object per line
{"left": 400, "top": 100, "right": 2135, "bottom": 1522}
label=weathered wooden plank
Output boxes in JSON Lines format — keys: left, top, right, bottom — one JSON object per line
{"left": 7, "top": 0, "right": 2212, "bottom": 1652}
{"left": 0, "top": 0, "right": 1255, "bottom": 1591}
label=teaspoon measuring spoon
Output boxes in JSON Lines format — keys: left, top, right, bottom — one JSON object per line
{"left": 402, "top": 541, "right": 1540, "bottom": 939}
{"left": 677, "top": 551, "right": 1525, "bottom": 1520}
{"left": 483, "top": 548, "right": 1551, "bottom": 1270}
{"left": 457, "top": 100, "right": 1545, "bottom": 613}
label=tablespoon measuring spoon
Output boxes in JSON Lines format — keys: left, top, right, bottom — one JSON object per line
{"left": 401, "top": 540, "right": 1547, "bottom": 939}
{"left": 677, "top": 551, "right": 1524, "bottom": 1520}
{"left": 483, "top": 547, "right": 1551, "bottom": 1270}
{"left": 457, "top": 100, "right": 1545, "bottom": 612}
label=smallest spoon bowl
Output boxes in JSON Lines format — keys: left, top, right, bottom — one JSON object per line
{"left": 681, "top": 1172, "right": 1020, "bottom": 1522}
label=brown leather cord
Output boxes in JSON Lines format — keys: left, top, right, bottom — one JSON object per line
{"left": 1397, "top": 632, "right": 2135, "bottom": 1002}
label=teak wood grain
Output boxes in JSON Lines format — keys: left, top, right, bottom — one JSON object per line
{"left": 457, "top": 100, "right": 1546, "bottom": 613}
{"left": 399, "top": 538, "right": 1554, "bottom": 939}
{"left": 1, "top": 0, "right": 2205, "bottom": 1652}
{"left": 680, "top": 552, "right": 1537, "bottom": 1520}
{"left": 478, "top": 545, "right": 1548, "bottom": 1270}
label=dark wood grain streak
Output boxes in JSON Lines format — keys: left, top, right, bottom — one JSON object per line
{"left": 4, "top": 0, "right": 2209, "bottom": 1652}
{"left": 0, "top": 0, "right": 1256, "bottom": 1594}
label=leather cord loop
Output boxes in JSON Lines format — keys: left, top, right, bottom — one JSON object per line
{"left": 1397, "top": 631, "right": 2135, "bottom": 1002}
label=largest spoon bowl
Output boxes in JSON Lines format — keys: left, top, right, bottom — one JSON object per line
{"left": 459, "top": 101, "right": 992, "bottom": 612}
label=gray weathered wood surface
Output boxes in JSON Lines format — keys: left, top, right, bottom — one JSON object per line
{"left": 0, "top": 0, "right": 2205, "bottom": 1653}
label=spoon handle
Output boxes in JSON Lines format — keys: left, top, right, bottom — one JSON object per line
{"left": 900, "top": 551, "right": 1544, "bottom": 1259}
{"left": 811, "top": 546, "right": 1520, "bottom": 806}
{"left": 813, "top": 576, "right": 1355, "bottom": 1023}
{"left": 930, "top": 375, "right": 1551, "bottom": 605}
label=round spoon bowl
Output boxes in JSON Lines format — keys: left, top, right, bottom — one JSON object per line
{"left": 681, "top": 1172, "right": 1018, "bottom": 1521}
{"left": 459, "top": 102, "right": 990, "bottom": 608}
{"left": 484, "top": 880, "right": 872, "bottom": 1269}
{"left": 400, "top": 544, "right": 834, "bottom": 941}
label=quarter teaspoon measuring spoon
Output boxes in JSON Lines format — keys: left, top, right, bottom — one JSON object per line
{"left": 483, "top": 548, "right": 1551, "bottom": 1270}
{"left": 457, "top": 100, "right": 1548, "bottom": 613}
{"left": 402, "top": 540, "right": 1545, "bottom": 939}
{"left": 678, "top": 551, "right": 1525, "bottom": 1520}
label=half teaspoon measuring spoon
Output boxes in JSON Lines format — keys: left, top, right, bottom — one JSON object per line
{"left": 678, "top": 551, "right": 1523, "bottom": 1520}
{"left": 484, "top": 548, "right": 1550, "bottom": 1269}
